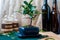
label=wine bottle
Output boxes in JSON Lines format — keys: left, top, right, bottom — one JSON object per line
{"left": 42, "top": 0, "right": 51, "bottom": 31}
{"left": 51, "top": 0, "right": 59, "bottom": 33}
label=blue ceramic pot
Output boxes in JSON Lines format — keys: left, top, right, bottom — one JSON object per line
{"left": 19, "top": 26, "right": 39, "bottom": 35}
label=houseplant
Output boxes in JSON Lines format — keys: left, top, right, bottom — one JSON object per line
{"left": 21, "top": 0, "right": 40, "bottom": 26}
{"left": 18, "top": 0, "right": 40, "bottom": 37}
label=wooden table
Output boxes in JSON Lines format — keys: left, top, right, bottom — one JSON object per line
{"left": 40, "top": 32, "right": 60, "bottom": 40}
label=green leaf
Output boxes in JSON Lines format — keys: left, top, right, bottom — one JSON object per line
{"left": 23, "top": 7, "right": 30, "bottom": 14}
{"left": 29, "top": 0, "right": 33, "bottom": 4}
{"left": 23, "top": 10, "right": 27, "bottom": 14}
{"left": 22, "top": 5, "right": 25, "bottom": 9}
{"left": 24, "top": 1, "right": 29, "bottom": 6}
{"left": 31, "top": 6, "right": 36, "bottom": 11}
{"left": 28, "top": 4, "right": 33, "bottom": 9}
{"left": 22, "top": 0, "right": 41, "bottom": 19}
{"left": 28, "top": 12, "right": 33, "bottom": 18}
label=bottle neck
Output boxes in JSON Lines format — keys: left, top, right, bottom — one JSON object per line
{"left": 53, "top": 0, "right": 57, "bottom": 5}
{"left": 43, "top": 0, "right": 47, "bottom": 4}
{"left": 52, "top": 0, "right": 57, "bottom": 13}
{"left": 52, "top": 0, "right": 57, "bottom": 8}
{"left": 53, "top": 0, "right": 57, "bottom": 4}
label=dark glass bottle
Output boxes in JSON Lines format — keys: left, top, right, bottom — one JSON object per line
{"left": 51, "top": 0, "right": 59, "bottom": 33}
{"left": 42, "top": 0, "right": 51, "bottom": 31}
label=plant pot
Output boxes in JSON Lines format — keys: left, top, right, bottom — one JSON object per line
{"left": 19, "top": 25, "right": 39, "bottom": 35}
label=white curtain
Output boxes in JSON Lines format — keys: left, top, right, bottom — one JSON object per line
{"left": 0, "top": 0, "right": 6, "bottom": 32}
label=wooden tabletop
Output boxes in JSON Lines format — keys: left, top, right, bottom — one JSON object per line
{"left": 39, "top": 32, "right": 60, "bottom": 40}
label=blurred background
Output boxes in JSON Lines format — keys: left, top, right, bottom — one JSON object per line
{"left": 0, "top": 0, "right": 60, "bottom": 33}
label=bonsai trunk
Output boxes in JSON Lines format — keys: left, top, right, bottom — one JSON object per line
{"left": 30, "top": 18, "right": 32, "bottom": 26}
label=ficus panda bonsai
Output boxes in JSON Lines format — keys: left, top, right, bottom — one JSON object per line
{"left": 16, "top": 0, "right": 40, "bottom": 37}
{"left": 21, "top": 0, "right": 40, "bottom": 26}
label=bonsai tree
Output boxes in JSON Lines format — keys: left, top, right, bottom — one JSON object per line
{"left": 21, "top": 0, "right": 40, "bottom": 26}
